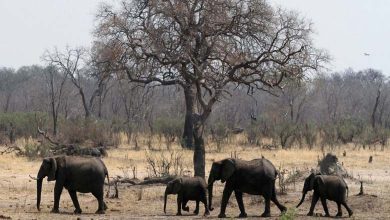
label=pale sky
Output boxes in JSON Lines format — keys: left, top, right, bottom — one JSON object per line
{"left": 0, "top": 0, "right": 389, "bottom": 74}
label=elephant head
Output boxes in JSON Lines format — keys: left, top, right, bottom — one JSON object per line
{"left": 36, "top": 157, "right": 58, "bottom": 211}
{"left": 164, "top": 178, "right": 183, "bottom": 213}
{"left": 297, "top": 173, "right": 324, "bottom": 207}
{"left": 207, "top": 159, "right": 235, "bottom": 211}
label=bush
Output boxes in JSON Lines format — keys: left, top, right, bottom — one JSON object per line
{"left": 275, "top": 122, "right": 296, "bottom": 149}
{"left": 302, "top": 123, "right": 317, "bottom": 149}
{"left": 210, "top": 122, "right": 229, "bottom": 151}
{"left": 145, "top": 150, "right": 185, "bottom": 177}
{"left": 154, "top": 117, "right": 183, "bottom": 149}
{"left": 0, "top": 112, "right": 49, "bottom": 140}
{"left": 59, "top": 118, "right": 118, "bottom": 148}
{"left": 336, "top": 118, "right": 364, "bottom": 144}
{"left": 23, "top": 142, "right": 53, "bottom": 159}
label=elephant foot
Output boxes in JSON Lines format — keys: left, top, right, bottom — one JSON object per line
{"left": 183, "top": 206, "right": 189, "bottom": 212}
{"left": 348, "top": 210, "right": 353, "bottom": 217}
{"left": 193, "top": 209, "right": 199, "bottom": 215}
{"left": 50, "top": 208, "right": 59, "bottom": 213}
{"left": 204, "top": 211, "right": 210, "bottom": 216}
{"left": 95, "top": 209, "right": 105, "bottom": 214}
{"left": 280, "top": 206, "right": 287, "bottom": 213}
{"left": 176, "top": 212, "right": 182, "bottom": 216}
{"left": 307, "top": 212, "right": 314, "bottom": 216}
{"left": 324, "top": 213, "right": 331, "bottom": 217}
{"left": 218, "top": 213, "right": 227, "bottom": 218}
{"left": 74, "top": 208, "right": 82, "bottom": 214}
{"left": 261, "top": 212, "right": 271, "bottom": 217}
{"left": 336, "top": 212, "right": 342, "bottom": 217}
{"left": 239, "top": 212, "right": 247, "bottom": 218}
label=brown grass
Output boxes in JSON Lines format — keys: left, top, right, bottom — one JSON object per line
{"left": 1, "top": 137, "right": 390, "bottom": 219}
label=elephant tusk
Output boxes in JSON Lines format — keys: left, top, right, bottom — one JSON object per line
{"left": 29, "top": 175, "right": 38, "bottom": 181}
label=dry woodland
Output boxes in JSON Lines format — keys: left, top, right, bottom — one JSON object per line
{"left": 0, "top": 135, "right": 389, "bottom": 220}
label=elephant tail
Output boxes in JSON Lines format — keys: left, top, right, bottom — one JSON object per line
{"left": 346, "top": 185, "right": 349, "bottom": 197}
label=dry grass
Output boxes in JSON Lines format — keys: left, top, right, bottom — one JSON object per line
{"left": 1, "top": 137, "right": 390, "bottom": 219}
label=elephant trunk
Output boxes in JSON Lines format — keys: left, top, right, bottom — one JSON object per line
{"left": 207, "top": 174, "right": 214, "bottom": 211}
{"left": 296, "top": 191, "right": 307, "bottom": 208}
{"left": 164, "top": 188, "right": 168, "bottom": 213}
{"left": 37, "top": 178, "right": 43, "bottom": 211}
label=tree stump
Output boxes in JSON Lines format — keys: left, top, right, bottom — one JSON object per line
{"left": 358, "top": 181, "right": 364, "bottom": 195}
{"left": 343, "top": 150, "right": 346, "bottom": 157}
{"left": 369, "top": 156, "right": 373, "bottom": 163}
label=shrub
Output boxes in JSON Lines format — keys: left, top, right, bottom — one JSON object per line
{"left": 336, "top": 118, "right": 364, "bottom": 144}
{"left": 145, "top": 150, "right": 185, "bottom": 177}
{"left": 275, "top": 122, "right": 296, "bottom": 149}
{"left": 154, "top": 117, "right": 183, "bottom": 149}
{"left": 210, "top": 122, "right": 229, "bottom": 151}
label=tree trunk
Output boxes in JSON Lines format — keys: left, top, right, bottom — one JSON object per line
{"left": 193, "top": 115, "right": 205, "bottom": 178}
{"left": 371, "top": 88, "right": 381, "bottom": 128}
{"left": 182, "top": 85, "right": 196, "bottom": 149}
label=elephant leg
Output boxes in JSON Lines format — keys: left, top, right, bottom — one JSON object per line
{"left": 176, "top": 195, "right": 183, "bottom": 216}
{"left": 68, "top": 190, "right": 82, "bottom": 214}
{"left": 92, "top": 189, "right": 105, "bottom": 214}
{"left": 261, "top": 186, "right": 272, "bottom": 217}
{"left": 342, "top": 201, "right": 353, "bottom": 217}
{"left": 193, "top": 200, "right": 199, "bottom": 215}
{"left": 320, "top": 197, "right": 330, "bottom": 217}
{"left": 234, "top": 191, "right": 247, "bottom": 218}
{"left": 201, "top": 193, "right": 210, "bottom": 216}
{"left": 336, "top": 202, "right": 342, "bottom": 217}
{"left": 218, "top": 186, "right": 233, "bottom": 218}
{"left": 51, "top": 182, "right": 63, "bottom": 213}
{"left": 271, "top": 185, "right": 287, "bottom": 213}
{"left": 182, "top": 198, "right": 189, "bottom": 212}
{"left": 307, "top": 193, "right": 319, "bottom": 216}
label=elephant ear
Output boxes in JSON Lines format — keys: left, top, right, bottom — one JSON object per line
{"left": 172, "top": 178, "right": 182, "bottom": 194}
{"left": 314, "top": 175, "right": 325, "bottom": 189}
{"left": 47, "top": 157, "right": 57, "bottom": 181}
{"left": 308, "top": 173, "right": 316, "bottom": 190}
{"left": 221, "top": 159, "right": 235, "bottom": 183}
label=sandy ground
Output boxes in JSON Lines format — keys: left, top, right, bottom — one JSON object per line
{"left": 0, "top": 141, "right": 389, "bottom": 219}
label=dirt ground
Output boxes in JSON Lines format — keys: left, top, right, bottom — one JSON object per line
{"left": 1, "top": 142, "right": 389, "bottom": 219}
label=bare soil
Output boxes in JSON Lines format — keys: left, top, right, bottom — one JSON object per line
{"left": 0, "top": 143, "right": 389, "bottom": 219}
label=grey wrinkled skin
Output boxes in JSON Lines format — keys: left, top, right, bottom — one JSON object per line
{"left": 208, "top": 158, "right": 287, "bottom": 218}
{"left": 164, "top": 176, "right": 210, "bottom": 216}
{"left": 297, "top": 173, "right": 353, "bottom": 217}
{"left": 36, "top": 156, "right": 109, "bottom": 214}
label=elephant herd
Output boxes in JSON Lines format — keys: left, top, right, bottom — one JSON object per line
{"left": 32, "top": 155, "right": 353, "bottom": 218}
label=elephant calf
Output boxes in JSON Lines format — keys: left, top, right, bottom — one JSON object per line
{"left": 164, "top": 176, "right": 210, "bottom": 216}
{"left": 297, "top": 173, "right": 353, "bottom": 217}
{"left": 34, "top": 156, "right": 109, "bottom": 214}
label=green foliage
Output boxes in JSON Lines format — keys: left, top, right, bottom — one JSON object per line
{"left": 154, "top": 117, "right": 183, "bottom": 149}
{"left": 275, "top": 121, "right": 296, "bottom": 149}
{"left": 0, "top": 112, "right": 49, "bottom": 144}
{"left": 280, "top": 208, "right": 297, "bottom": 220}
{"left": 302, "top": 123, "right": 317, "bottom": 149}
{"left": 336, "top": 118, "right": 364, "bottom": 144}
{"left": 23, "top": 142, "right": 53, "bottom": 159}
{"left": 210, "top": 122, "right": 229, "bottom": 151}
{"left": 60, "top": 118, "right": 117, "bottom": 147}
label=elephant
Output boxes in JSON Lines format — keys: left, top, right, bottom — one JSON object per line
{"left": 34, "top": 156, "right": 109, "bottom": 214}
{"left": 164, "top": 176, "right": 210, "bottom": 216}
{"left": 208, "top": 158, "right": 287, "bottom": 218}
{"left": 296, "top": 173, "right": 353, "bottom": 217}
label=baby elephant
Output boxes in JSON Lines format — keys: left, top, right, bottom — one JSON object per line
{"left": 297, "top": 173, "right": 353, "bottom": 217}
{"left": 164, "top": 176, "right": 210, "bottom": 216}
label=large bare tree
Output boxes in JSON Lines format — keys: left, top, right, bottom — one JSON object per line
{"left": 95, "top": 0, "right": 326, "bottom": 177}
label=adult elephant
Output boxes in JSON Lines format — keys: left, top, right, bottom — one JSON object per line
{"left": 208, "top": 158, "right": 286, "bottom": 218}
{"left": 33, "top": 156, "right": 109, "bottom": 214}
